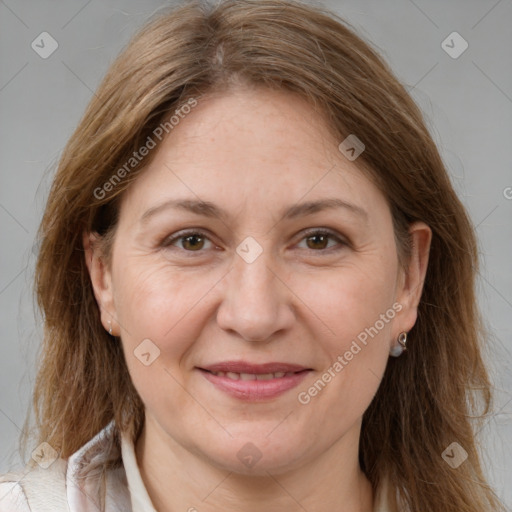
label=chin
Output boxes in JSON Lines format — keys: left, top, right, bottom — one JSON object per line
{"left": 196, "top": 434, "right": 310, "bottom": 476}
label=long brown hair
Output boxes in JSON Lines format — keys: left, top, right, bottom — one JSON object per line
{"left": 22, "top": 1, "right": 505, "bottom": 510}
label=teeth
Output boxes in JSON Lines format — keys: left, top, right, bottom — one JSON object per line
{"left": 239, "top": 373, "right": 257, "bottom": 381}
{"left": 210, "top": 371, "right": 295, "bottom": 380}
{"left": 255, "top": 373, "right": 275, "bottom": 381}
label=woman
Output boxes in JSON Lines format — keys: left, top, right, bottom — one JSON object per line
{"left": 0, "top": 0, "right": 505, "bottom": 511}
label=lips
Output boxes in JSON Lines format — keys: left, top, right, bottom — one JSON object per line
{"left": 201, "top": 361, "right": 309, "bottom": 374}
{"left": 198, "top": 361, "right": 312, "bottom": 401}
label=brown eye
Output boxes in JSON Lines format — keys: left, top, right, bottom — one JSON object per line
{"left": 306, "top": 233, "right": 330, "bottom": 250}
{"left": 181, "top": 234, "right": 205, "bottom": 251}
{"left": 298, "top": 229, "right": 346, "bottom": 252}
{"left": 162, "top": 230, "right": 214, "bottom": 252}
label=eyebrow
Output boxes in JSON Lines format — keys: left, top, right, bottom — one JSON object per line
{"left": 139, "top": 197, "right": 368, "bottom": 224}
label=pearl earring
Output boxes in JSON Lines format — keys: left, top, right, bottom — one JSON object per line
{"left": 390, "top": 331, "right": 407, "bottom": 357}
{"left": 108, "top": 320, "right": 113, "bottom": 336}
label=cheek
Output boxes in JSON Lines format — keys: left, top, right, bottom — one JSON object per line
{"left": 111, "top": 258, "right": 222, "bottom": 374}
{"left": 293, "top": 260, "right": 397, "bottom": 413}
{"left": 110, "top": 262, "right": 209, "bottom": 415}
{"left": 113, "top": 253, "right": 213, "bottom": 328}
{"left": 301, "top": 257, "right": 398, "bottom": 344}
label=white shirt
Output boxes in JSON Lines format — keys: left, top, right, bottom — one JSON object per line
{"left": 0, "top": 421, "right": 393, "bottom": 511}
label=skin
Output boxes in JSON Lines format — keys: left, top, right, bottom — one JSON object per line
{"left": 84, "top": 85, "right": 431, "bottom": 512}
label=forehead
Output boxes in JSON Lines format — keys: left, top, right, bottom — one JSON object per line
{"left": 118, "top": 86, "right": 387, "bottom": 224}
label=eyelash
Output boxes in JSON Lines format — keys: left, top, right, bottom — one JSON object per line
{"left": 161, "top": 228, "right": 347, "bottom": 255}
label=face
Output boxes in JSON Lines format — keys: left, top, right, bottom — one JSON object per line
{"left": 86, "top": 86, "right": 429, "bottom": 475}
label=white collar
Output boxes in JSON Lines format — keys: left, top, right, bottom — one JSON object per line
{"left": 120, "top": 430, "right": 157, "bottom": 511}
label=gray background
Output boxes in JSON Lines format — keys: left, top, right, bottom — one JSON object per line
{"left": 1, "top": 0, "right": 511, "bottom": 507}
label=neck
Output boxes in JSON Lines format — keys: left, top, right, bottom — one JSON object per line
{"left": 135, "top": 417, "right": 374, "bottom": 512}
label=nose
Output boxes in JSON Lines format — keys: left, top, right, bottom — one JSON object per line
{"left": 215, "top": 247, "right": 296, "bottom": 342}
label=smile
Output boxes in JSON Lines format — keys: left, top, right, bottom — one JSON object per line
{"left": 207, "top": 371, "right": 296, "bottom": 380}
{"left": 197, "top": 362, "right": 312, "bottom": 401}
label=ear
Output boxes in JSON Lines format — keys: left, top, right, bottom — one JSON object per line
{"left": 83, "top": 231, "right": 119, "bottom": 336}
{"left": 394, "top": 221, "right": 432, "bottom": 336}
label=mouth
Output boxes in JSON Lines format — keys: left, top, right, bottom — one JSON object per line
{"left": 205, "top": 370, "right": 300, "bottom": 380}
{"left": 197, "top": 361, "right": 313, "bottom": 401}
